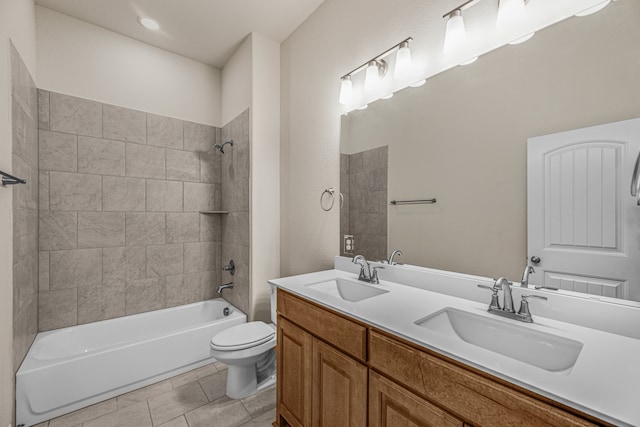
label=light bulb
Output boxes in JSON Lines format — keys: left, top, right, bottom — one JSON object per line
{"left": 443, "top": 10, "right": 466, "bottom": 55}
{"left": 339, "top": 76, "right": 353, "bottom": 105}
{"left": 394, "top": 42, "right": 412, "bottom": 81}
{"left": 364, "top": 60, "right": 387, "bottom": 93}
{"left": 575, "top": 0, "right": 610, "bottom": 17}
{"left": 496, "top": 0, "right": 526, "bottom": 32}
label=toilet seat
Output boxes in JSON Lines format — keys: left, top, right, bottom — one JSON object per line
{"left": 210, "top": 321, "right": 275, "bottom": 352}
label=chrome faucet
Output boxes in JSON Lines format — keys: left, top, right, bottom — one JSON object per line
{"left": 521, "top": 265, "right": 535, "bottom": 288}
{"left": 496, "top": 277, "right": 515, "bottom": 313}
{"left": 387, "top": 249, "right": 403, "bottom": 265}
{"left": 216, "top": 282, "right": 234, "bottom": 294}
{"left": 352, "top": 255, "right": 383, "bottom": 284}
{"left": 477, "top": 278, "right": 547, "bottom": 323}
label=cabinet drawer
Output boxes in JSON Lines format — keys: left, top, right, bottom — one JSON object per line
{"left": 370, "top": 371, "right": 462, "bottom": 427}
{"left": 277, "top": 289, "right": 367, "bottom": 362}
{"left": 369, "top": 330, "right": 603, "bottom": 427}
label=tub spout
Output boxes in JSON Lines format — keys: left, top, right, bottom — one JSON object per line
{"left": 217, "top": 282, "right": 234, "bottom": 294}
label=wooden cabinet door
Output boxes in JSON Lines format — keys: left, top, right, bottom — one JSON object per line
{"left": 369, "top": 371, "right": 462, "bottom": 427}
{"left": 277, "top": 317, "right": 312, "bottom": 427}
{"left": 312, "top": 338, "right": 367, "bottom": 427}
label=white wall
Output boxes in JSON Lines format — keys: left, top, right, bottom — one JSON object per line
{"left": 0, "top": 0, "right": 36, "bottom": 422}
{"left": 221, "top": 35, "right": 251, "bottom": 126}
{"left": 250, "top": 33, "right": 280, "bottom": 322}
{"left": 222, "top": 33, "right": 281, "bottom": 321}
{"left": 36, "top": 6, "right": 221, "bottom": 126}
{"left": 279, "top": 0, "right": 621, "bottom": 276}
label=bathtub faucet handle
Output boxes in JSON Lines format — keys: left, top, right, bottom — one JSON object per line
{"left": 222, "top": 260, "right": 235, "bottom": 275}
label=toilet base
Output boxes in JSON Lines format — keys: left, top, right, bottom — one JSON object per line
{"left": 224, "top": 348, "right": 277, "bottom": 399}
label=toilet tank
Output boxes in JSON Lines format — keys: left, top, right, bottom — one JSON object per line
{"left": 269, "top": 283, "right": 277, "bottom": 324}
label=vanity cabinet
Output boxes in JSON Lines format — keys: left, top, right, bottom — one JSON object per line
{"left": 274, "top": 289, "right": 609, "bottom": 427}
{"left": 276, "top": 290, "right": 368, "bottom": 427}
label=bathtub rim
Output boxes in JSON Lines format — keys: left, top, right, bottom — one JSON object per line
{"left": 19, "top": 298, "right": 244, "bottom": 372}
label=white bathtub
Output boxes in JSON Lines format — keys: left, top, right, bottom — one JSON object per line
{"left": 16, "top": 299, "right": 246, "bottom": 426}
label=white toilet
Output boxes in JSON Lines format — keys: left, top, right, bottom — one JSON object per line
{"left": 209, "top": 284, "right": 277, "bottom": 399}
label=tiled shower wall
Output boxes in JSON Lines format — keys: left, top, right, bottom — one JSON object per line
{"left": 37, "top": 90, "right": 226, "bottom": 331}
{"left": 340, "top": 146, "right": 388, "bottom": 262}
{"left": 11, "top": 42, "right": 39, "bottom": 375}
{"left": 219, "top": 110, "right": 251, "bottom": 315}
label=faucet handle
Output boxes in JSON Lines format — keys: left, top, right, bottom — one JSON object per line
{"left": 371, "top": 266, "right": 384, "bottom": 284}
{"left": 518, "top": 294, "right": 548, "bottom": 319}
{"left": 534, "top": 285, "right": 559, "bottom": 291}
{"left": 521, "top": 294, "right": 548, "bottom": 302}
{"left": 477, "top": 284, "right": 501, "bottom": 310}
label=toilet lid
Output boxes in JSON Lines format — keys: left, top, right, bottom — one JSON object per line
{"left": 210, "top": 321, "right": 275, "bottom": 351}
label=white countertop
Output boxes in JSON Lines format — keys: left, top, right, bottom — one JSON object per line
{"left": 269, "top": 266, "right": 640, "bottom": 427}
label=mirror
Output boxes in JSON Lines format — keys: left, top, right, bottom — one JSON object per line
{"left": 340, "top": 1, "right": 640, "bottom": 300}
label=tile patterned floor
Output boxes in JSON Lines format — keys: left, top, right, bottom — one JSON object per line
{"left": 33, "top": 362, "right": 276, "bottom": 427}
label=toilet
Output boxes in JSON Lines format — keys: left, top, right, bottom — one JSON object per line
{"left": 209, "top": 284, "right": 277, "bottom": 399}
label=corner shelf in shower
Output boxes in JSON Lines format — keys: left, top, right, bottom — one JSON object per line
{"left": 199, "top": 211, "right": 230, "bottom": 214}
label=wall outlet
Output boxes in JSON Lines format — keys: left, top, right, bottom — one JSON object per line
{"left": 343, "top": 234, "right": 354, "bottom": 255}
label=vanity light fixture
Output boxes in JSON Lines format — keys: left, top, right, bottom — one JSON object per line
{"left": 443, "top": 9, "right": 467, "bottom": 54}
{"left": 138, "top": 16, "right": 160, "bottom": 30}
{"left": 442, "top": 0, "right": 484, "bottom": 55}
{"left": 364, "top": 60, "right": 388, "bottom": 93}
{"left": 575, "top": 0, "right": 611, "bottom": 17}
{"left": 394, "top": 40, "right": 413, "bottom": 80}
{"left": 339, "top": 76, "right": 354, "bottom": 105}
{"left": 496, "top": 0, "right": 526, "bottom": 32}
{"left": 338, "top": 37, "right": 414, "bottom": 105}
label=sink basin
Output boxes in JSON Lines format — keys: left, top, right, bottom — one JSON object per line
{"left": 305, "top": 278, "right": 389, "bottom": 302}
{"left": 415, "top": 308, "right": 583, "bottom": 372}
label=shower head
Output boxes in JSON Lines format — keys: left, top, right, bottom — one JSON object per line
{"left": 214, "top": 140, "right": 234, "bottom": 154}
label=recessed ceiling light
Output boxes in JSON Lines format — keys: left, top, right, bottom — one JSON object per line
{"left": 138, "top": 16, "right": 160, "bottom": 30}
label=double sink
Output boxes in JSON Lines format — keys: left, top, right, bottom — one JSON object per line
{"left": 305, "top": 277, "right": 583, "bottom": 373}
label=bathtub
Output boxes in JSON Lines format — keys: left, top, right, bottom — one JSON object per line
{"left": 16, "top": 299, "right": 246, "bottom": 426}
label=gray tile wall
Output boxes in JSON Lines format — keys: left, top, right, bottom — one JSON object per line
{"left": 219, "top": 110, "right": 251, "bottom": 315}
{"left": 11, "top": 42, "right": 39, "bottom": 375}
{"left": 38, "top": 90, "right": 225, "bottom": 331}
{"left": 340, "top": 146, "right": 388, "bottom": 262}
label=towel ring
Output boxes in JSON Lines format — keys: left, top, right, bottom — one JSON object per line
{"left": 321, "top": 188, "right": 336, "bottom": 211}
